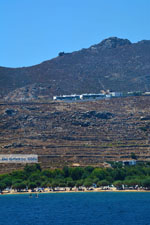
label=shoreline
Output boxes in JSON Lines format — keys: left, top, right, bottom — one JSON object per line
{"left": 1, "top": 189, "right": 150, "bottom": 195}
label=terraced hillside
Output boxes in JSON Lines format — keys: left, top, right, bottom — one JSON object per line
{"left": 0, "top": 96, "right": 150, "bottom": 173}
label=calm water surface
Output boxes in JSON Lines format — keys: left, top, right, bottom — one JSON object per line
{"left": 0, "top": 192, "right": 150, "bottom": 225}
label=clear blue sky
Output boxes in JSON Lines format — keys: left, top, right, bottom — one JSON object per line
{"left": 1, "top": 0, "right": 150, "bottom": 68}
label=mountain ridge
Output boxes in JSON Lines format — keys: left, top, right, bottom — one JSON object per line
{"left": 1, "top": 37, "right": 150, "bottom": 101}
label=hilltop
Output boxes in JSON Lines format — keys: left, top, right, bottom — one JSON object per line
{"left": 1, "top": 37, "right": 150, "bottom": 101}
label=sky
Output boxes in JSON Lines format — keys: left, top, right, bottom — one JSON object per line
{"left": 1, "top": 0, "right": 150, "bottom": 68}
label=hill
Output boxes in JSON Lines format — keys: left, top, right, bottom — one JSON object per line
{"left": 0, "top": 96, "right": 150, "bottom": 173}
{"left": 1, "top": 37, "right": 150, "bottom": 101}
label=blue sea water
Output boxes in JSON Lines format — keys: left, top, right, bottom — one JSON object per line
{"left": 0, "top": 192, "right": 150, "bottom": 225}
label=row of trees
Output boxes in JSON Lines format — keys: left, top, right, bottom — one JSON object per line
{"left": 1, "top": 163, "right": 150, "bottom": 191}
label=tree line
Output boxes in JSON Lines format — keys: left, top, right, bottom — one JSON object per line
{"left": 1, "top": 162, "right": 150, "bottom": 191}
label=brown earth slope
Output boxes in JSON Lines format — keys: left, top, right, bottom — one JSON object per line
{"left": 0, "top": 96, "right": 150, "bottom": 173}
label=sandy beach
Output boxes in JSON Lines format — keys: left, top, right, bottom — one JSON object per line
{"left": 1, "top": 187, "right": 150, "bottom": 195}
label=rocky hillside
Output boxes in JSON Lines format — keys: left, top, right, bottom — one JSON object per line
{"left": 0, "top": 96, "right": 150, "bottom": 172}
{"left": 1, "top": 37, "right": 150, "bottom": 101}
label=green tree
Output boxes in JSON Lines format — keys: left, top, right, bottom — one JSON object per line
{"left": 63, "top": 166, "right": 70, "bottom": 178}
{"left": 29, "top": 172, "right": 41, "bottom": 182}
{"left": 112, "top": 168, "right": 126, "bottom": 180}
{"left": 76, "top": 180, "right": 84, "bottom": 187}
{"left": 41, "top": 169, "right": 53, "bottom": 178}
{"left": 91, "top": 168, "right": 107, "bottom": 180}
{"left": 28, "top": 182, "right": 37, "bottom": 190}
{"left": 59, "top": 182, "right": 66, "bottom": 187}
{"left": 97, "top": 180, "right": 110, "bottom": 187}
{"left": 41, "top": 181, "right": 48, "bottom": 188}
{"left": 124, "top": 179, "right": 141, "bottom": 188}
{"left": 67, "top": 180, "right": 75, "bottom": 188}
{"left": 113, "top": 180, "right": 123, "bottom": 189}
{"left": 70, "top": 167, "right": 84, "bottom": 180}
{"left": 51, "top": 180, "right": 60, "bottom": 189}
{"left": 12, "top": 182, "right": 26, "bottom": 191}
{"left": 2, "top": 177, "right": 12, "bottom": 188}
{"left": 83, "top": 180, "right": 93, "bottom": 188}
{"left": 142, "top": 178, "right": 150, "bottom": 189}
{"left": 52, "top": 169, "right": 64, "bottom": 179}
{"left": 0, "top": 182, "right": 6, "bottom": 192}
{"left": 24, "top": 164, "right": 41, "bottom": 175}
{"left": 11, "top": 170, "right": 26, "bottom": 180}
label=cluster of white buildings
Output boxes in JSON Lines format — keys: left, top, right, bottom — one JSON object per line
{"left": 53, "top": 91, "right": 150, "bottom": 102}
{"left": 53, "top": 92, "right": 123, "bottom": 101}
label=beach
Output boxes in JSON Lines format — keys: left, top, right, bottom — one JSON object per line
{"left": 1, "top": 186, "right": 150, "bottom": 195}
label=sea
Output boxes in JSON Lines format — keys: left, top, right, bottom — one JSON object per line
{"left": 0, "top": 192, "right": 150, "bottom": 225}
